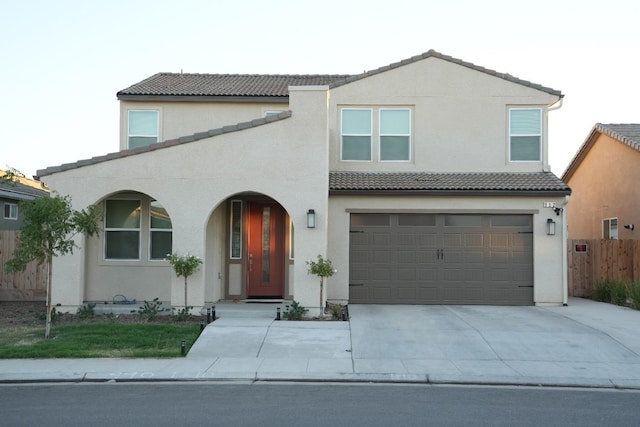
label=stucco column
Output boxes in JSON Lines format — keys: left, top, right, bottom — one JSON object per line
{"left": 285, "top": 85, "right": 330, "bottom": 316}
{"left": 51, "top": 234, "right": 85, "bottom": 312}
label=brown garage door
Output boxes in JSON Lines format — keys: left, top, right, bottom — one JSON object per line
{"left": 349, "top": 213, "right": 533, "bottom": 305}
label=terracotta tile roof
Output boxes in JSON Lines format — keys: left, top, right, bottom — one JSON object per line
{"left": 597, "top": 123, "right": 640, "bottom": 148}
{"left": 329, "top": 171, "right": 570, "bottom": 195}
{"left": 117, "top": 74, "right": 352, "bottom": 99}
{"left": 117, "top": 50, "right": 562, "bottom": 100}
{"left": 562, "top": 123, "right": 640, "bottom": 182}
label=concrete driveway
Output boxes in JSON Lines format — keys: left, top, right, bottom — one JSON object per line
{"left": 184, "top": 297, "right": 640, "bottom": 387}
{"left": 348, "top": 300, "right": 640, "bottom": 384}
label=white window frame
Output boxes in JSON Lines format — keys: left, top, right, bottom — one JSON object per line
{"left": 509, "top": 107, "right": 542, "bottom": 162}
{"left": 341, "top": 108, "right": 373, "bottom": 162}
{"left": 127, "top": 110, "right": 159, "bottom": 149}
{"left": 104, "top": 198, "right": 142, "bottom": 261}
{"left": 3, "top": 203, "right": 18, "bottom": 220}
{"left": 603, "top": 217, "right": 618, "bottom": 240}
{"left": 379, "top": 108, "right": 411, "bottom": 162}
{"left": 148, "top": 200, "right": 172, "bottom": 261}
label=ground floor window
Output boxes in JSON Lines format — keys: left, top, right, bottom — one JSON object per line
{"left": 603, "top": 218, "right": 618, "bottom": 240}
{"left": 3, "top": 203, "right": 18, "bottom": 220}
{"left": 104, "top": 196, "right": 172, "bottom": 261}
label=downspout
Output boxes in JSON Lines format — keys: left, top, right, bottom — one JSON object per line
{"left": 545, "top": 96, "right": 564, "bottom": 172}
{"left": 562, "top": 195, "right": 570, "bottom": 306}
{"left": 547, "top": 95, "right": 568, "bottom": 305}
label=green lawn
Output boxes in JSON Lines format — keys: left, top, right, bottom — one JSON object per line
{"left": 0, "top": 323, "right": 202, "bottom": 358}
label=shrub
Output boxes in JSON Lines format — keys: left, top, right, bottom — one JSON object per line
{"left": 629, "top": 282, "right": 640, "bottom": 309}
{"left": 77, "top": 303, "right": 96, "bottom": 319}
{"left": 593, "top": 280, "right": 613, "bottom": 303}
{"left": 35, "top": 306, "right": 61, "bottom": 323}
{"left": 172, "top": 307, "right": 194, "bottom": 322}
{"left": 283, "top": 300, "right": 308, "bottom": 320}
{"left": 135, "top": 298, "right": 165, "bottom": 321}
{"left": 610, "top": 280, "right": 628, "bottom": 306}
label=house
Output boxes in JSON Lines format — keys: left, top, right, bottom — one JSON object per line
{"left": 35, "top": 50, "right": 571, "bottom": 313}
{"left": 0, "top": 171, "right": 49, "bottom": 230}
{"left": 562, "top": 124, "right": 640, "bottom": 240}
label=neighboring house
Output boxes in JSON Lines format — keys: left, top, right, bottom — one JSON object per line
{"left": 562, "top": 124, "right": 640, "bottom": 240}
{"left": 36, "top": 50, "right": 571, "bottom": 313}
{"left": 0, "top": 171, "right": 49, "bottom": 230}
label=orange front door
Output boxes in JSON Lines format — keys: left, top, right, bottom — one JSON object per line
{"left": 246, "top": 202, "right": 285, "bottom": 298}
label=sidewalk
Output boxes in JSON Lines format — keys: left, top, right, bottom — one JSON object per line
{"left": 2, "top": 298, "right": 640, "bottom": 389}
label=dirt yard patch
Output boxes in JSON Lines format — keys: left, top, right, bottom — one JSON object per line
{"left": 0, "top": 301, "right": 205, "bottom": 327}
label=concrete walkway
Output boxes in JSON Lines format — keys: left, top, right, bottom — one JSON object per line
{"left": 2, "top": 298, "right": 640, "bottom": 389}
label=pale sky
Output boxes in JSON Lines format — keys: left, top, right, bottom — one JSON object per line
{"left": 2, "top": 0, "right": 638, "bottom": 179}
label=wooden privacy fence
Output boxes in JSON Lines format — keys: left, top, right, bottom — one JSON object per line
{"left": 0, "top": 230, "right": 47, "bottom": 301}
{"left": 568, "top": 239, "right": 640, "bottom": 297}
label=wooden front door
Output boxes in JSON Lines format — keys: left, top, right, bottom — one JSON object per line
{"left": 246, "top": 202, "right": 286, "bottom": 298}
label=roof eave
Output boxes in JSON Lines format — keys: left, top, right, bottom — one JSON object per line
{"left": 116, "top": 94, "right": 289, "bottom": 103}
{"left": 329, "top": 189, "right": 571, "bottom": 197}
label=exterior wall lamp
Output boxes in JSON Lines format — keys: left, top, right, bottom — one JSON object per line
{"left": 547, "top": 218, "right": 556, "bottom": 235}
{"left": 307, "top": 209, "right": 316, "bottom": 228}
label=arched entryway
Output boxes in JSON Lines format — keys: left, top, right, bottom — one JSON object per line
{"left": 208, "top": 193, "right": 293, "bottom": 301}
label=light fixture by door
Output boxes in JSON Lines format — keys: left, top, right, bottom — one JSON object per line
{"left": 307, "top": 209, "right": 316, "bottom": 228}
{"left": 547, "top": 218, "right": 556, "bottom": 235}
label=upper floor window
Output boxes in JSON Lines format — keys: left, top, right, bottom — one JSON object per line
{"left": 341, "top": 107, "right": 411, "bottom": 162}
{"left": 380, "top": 109, "right": 411, "bottom": 161}
{"left": 509, "top": 108, "right": 541, "bottom": 161}
{"left": 603, "top": 218, "right": 618, "bottom": 240}
{"left": 3, "top": 203, "right": 18, "bottom": 220}
{"left": 341, "top": 109, "right": 372, "bottom": 161}
{"left": 128, "top": 110, "right": 159, "bottom": 149}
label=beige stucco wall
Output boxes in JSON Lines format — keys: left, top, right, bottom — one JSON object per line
{"left": 42, "top": 55, "right": 567, "bottom": 312}
{"left": 43, "top": 87, "right": 330, "bottom": 313}
{"left": 119, "top": 100, "right": 287, "bottom": 150}
{"left": 327, "top": 194, "right": 569, "bottom": 305}
{"left": 328, "top": 57, "right": 559, "bottom": 173}
{"left": 567, "top": 135, "right": 640, "bottom": 239}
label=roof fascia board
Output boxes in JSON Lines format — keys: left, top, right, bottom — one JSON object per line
{"left": 117, "top": 94, "right": 289, "bottom": 103}
{"left": 329, "top": 50, "right": 562, "bottom": 98}
{"left": 0, "top": 189, "right": 38, "bottom": 200}
{"left": 561, "top": 125, "right": 602, "bottom": 182}
{"left": 329, "top": 189, "right": 571, "bottom": 197}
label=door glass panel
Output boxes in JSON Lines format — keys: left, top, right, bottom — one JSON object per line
{"left": 444, "top": 215, "right": 483, "bottom": 227}
{"left": 398, "top": 214, "right": 436, "bottom": 226}
{"left": 491, "top": 215, "right": 530, "bottom": 227}
{"left": 351, "top": 214, "right": 390, "bottom": 226}
{"left": 230, "top": 200, "right": 242, "bottom": 259}
{"left": 262, "top": 207, "right": 270, "bottom": 284}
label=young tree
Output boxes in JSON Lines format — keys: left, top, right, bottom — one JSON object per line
{"left": 5, "top": 194, "right": 101, "bottom": 339}
{"left": 167, "top": 252, "right": 202, "bottom": 315}
{"left": 306, "top": 254, "right": 336, "bottom": 313}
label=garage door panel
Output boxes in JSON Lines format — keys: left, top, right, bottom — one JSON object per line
{"left": 397, "top": 287, "right": 417, "bottom": 299}
{"left": 372, "top": 287, "right": 392, "bottom": 300}
{"left": 349, "top": 213, "right": 533, "bottom": 305}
